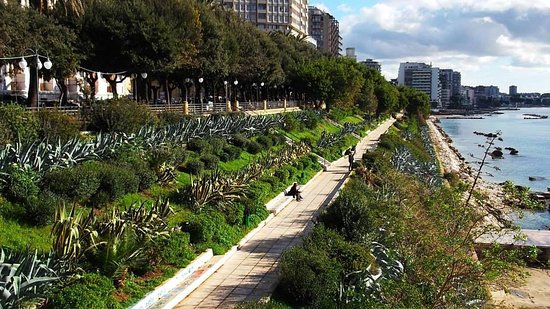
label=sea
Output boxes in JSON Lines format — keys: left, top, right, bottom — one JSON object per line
{"left": 439, "top": 107, "right": 550, "bottom": 229}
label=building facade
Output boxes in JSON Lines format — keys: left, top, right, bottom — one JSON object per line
{"left": 509, "top": 85, "right": 518, "bottom": 96}
{"left": 397, "top": 62, "right": 440, "bottom": 107}
{"left": 221, "top": 0, "right": 309, "bottom": 37}
{"left": 360, "top": 59, "right": 381, "bottom": 72}
{"left": 438, "top": 69, "right": 461, "bottom": 108}
{"left": 307, "top": 6, "right": 341, "bottom": 56}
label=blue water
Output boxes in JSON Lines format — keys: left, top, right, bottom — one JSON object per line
{"left": 439, "top": 108, "right": 550, "bottom": 229}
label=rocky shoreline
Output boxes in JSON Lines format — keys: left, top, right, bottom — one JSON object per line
{"left": 427, "top": 117, "right": 550, "bottom": 308}
{"left": 427, "top": 117, "right": 511, "bottom": 226}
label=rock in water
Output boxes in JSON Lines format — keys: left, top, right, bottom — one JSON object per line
{"left": 491, "top": 149, "right": 503, "bottom": 158}
{"left": 528, "top": 176, "right": 546, "bottom": 181}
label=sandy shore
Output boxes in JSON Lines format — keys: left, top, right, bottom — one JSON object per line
{"left": 427, "top": 117, "right": 550, "bottom": 308}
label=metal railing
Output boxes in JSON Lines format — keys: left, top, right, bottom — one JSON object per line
{"left": 22, "top": 100, "right": 301, "bottom": 116}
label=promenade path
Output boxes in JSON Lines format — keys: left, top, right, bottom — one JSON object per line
{"left": 174, "top": 117, "right": 397, "bottom": 308}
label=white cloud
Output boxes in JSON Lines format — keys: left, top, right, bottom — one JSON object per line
{"left": 337, "top": 4, "right": 352, "bottom": 13}
{"left": 338, "top": 1, "right": 550, "bottom": 91}
{"left": 311, "top": 3, "right": 331, "bottom": 14}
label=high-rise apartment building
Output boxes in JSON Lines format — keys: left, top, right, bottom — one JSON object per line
{"left": 221, "top": 0, "right": 309, "bottom": 37}
{"left": 360, "top": 59, "right": 381, "bottom": 72}
{"left": 307, "top": 6, "right": 341, "bottom": 56}
{"left": 397, "top": 62, "right": 440, "bottom": 107}
{"left": 509, "top": 85, "right": 518, "bottom": 96}
{"left": 439, "top": 69, "right": 461, "bottom": 108}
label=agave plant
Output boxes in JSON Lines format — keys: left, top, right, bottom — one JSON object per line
{"left": 391, "top": 145, "right": 441, "bottom": 186}
{"left": 92, "top": 199, "right": 172, "bottom": 287}
{"left": 338, "top": 242, "right": 403, "bottom": 304}
{"left": 0, "top": 113, "right": 286, "bottom": 185}
{"left": 0, "top": 247, "right": 62, "bottom": 308}
{"left": 51, "top": 204, "right": 99, "bottom": 269}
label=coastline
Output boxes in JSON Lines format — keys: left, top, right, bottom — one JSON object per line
{"left": 427, "top": 116, "right": 550, "bottom": 308}
{"left": 427, "top": 117, "right": 510, "bottom": 226}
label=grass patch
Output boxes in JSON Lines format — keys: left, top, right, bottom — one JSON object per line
{"left": 285, "top": 119, "right": 340, "bottom": 143}
{"left": 219, "top": 151, "right": 255, "bottom": 172}
{"left": 340, "top": 115, "right": 364, "bottom": 125}
{"left": 0, "top": 217, "right": 51, "bottom": 252}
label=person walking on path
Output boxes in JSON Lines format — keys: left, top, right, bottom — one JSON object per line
{"left": 346, "top": 145, "right": 356, "bottom": 171}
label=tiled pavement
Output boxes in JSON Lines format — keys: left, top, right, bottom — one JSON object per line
{"left": 174, "top": 117, "right": 397, "bottom": 309}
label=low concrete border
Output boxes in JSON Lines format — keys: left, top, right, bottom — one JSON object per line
{"left": 129, "top": 249, "right": 214, "bottom": 309}
{"left": 160, "top": 246, "right": 239, "bottom": 309}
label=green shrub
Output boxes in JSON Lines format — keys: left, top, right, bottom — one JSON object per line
{"left": 180, "top": 211, "right": 225, "bottom": 244}
{"left": 247, "top": 181, "right": 272, "bottom": 203}
{"left": 302, "top": 110, "right": 321, "bottom": 129}
{"left": 89, "top": 98, "right": 157, "bottom": 133}
{"left": 25, "top": 191, "right": 60, "bottom": 226}
{"left": 42, "top": 161, "right": 102, "bottom": 203}
{"left": 246, "top": 140, "right": 263, "bottom": 154}
{"left": 48, "top": 273, "right": 121, "bottom": 309}
{"left": 160, "top": 231, "right": 196, "bottom": 268}
{"left": 220, "top": 145, "right": 242, "bottom": 162}
{"left": 92, "top": 163, "right": 140, "bottom": 207}
{"left": 113, "top": 152, "right": 157, "bottom": 191}
{"left": 270, "top": 133, "right": 286, "bottom": 146}
{"left": 0, "top": 196, "right": 25, "bottom": 221}
{"left": 38, "top": 109, "right": 80, "bottom": 142}
{"left": 256, "top": 135, "right": 273, "bottom": 149}
{"left": 283, "top": 113, "right": 299, "bottom": 132}
{"left": 230, "top": 133, "right": 249, "bottom": 148}
{"left": 187, "top": 138, "right": 212, "bottom": 154}
{"left": 277, "top": 241, "right": 341, "bottom": 306}
{"left": 274, "top": 168, "right": 290, "bottom": 183}
{"left": 158, "top": 111, "right": 188, "bottom": 126}
{"left": 185, "top": 160, "right": 205, "bottom": 175}
{"left": 0, "top": 104, "right": 39, "bottom": 145}
{"left": 200, "top": 154, "right": 220, "bottom": 169}
{"left": 206, "top": 137, "right": 226, "bottom": 156}
{"left": 5, "top": 165, "right": 39, "bottom": 203}
{"left": 260, "top": 175, "right": 281, "bottom": 191}
{"left": 223, "top": 202, "right": 245, "bottom": 225}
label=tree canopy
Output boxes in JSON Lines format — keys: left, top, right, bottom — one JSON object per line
{"left": 0, "top": 0, "right": 429, "bottom": 116}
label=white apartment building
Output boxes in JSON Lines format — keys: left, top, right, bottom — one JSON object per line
{"left": 221, "top": 0, "right": 309, "bottom": 37}
{"left": 397, "top": 62, "right": 441, "bottom": 107}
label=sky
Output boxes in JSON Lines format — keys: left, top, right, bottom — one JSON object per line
{"left": 310, "top": 0, "right": 550, "bottom": 94}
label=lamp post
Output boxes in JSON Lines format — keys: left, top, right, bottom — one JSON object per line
{"left": 233, "top": 80, "right": 239, "bottom": 111}
{"left": 18, "top": 50, "right": 52, "bottom": 109}
{"left": 252, "top": 83, "right": 258, "bottom": 104}
{"left": 198, "top": 77, "right": 204, "bottom": 114}
{"left": 140, "top": 72, "right": 148, "bottom": 103}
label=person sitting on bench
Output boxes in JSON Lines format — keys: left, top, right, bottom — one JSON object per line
{"left": 287, "top": 182, "right": 303, "bottom": 201}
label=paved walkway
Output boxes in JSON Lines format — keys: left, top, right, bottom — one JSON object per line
{"left": 174, "top": 117, "right": 397, "bottom": 309}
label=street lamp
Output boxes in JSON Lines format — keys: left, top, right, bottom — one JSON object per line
{"left": 18, "top": 51, "right": 52, "bottom": 109}
{"left": 198, "top": 77, "right": 204, "bottom": 113}
{"left": 260, "top": 82, "right": 264, "bottom": 101}
{"left": 223, "top": 80, "right": 228, "bottom": 102}
{"left": 233, "top": 80, "right": 238, "bottom": 102}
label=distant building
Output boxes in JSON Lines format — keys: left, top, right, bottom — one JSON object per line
{"left": 473, "top": 85, "right": 500, "bottom": 106}
{"left": 461, "top": 86, "right": 475, "bottom": 105}
{"left": 360, "top": 59, "right": 381, "bottom": 72}
{"left": 509, "top": 85, "right": 518, "bottom": 96}
{"left": 308, "top": 6, "right": 341, "bottom": 56}
{"left": 397, "top": 62, "right": 440, "bottom": 107}
{"left": 345, "top": 48, "right": 357, "bottom": 61}
{"left": 438, "top": 69, "right": 462, "bottom": 108}
{"left": 221, "top": 0, "right": 309, "bottom": 37}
